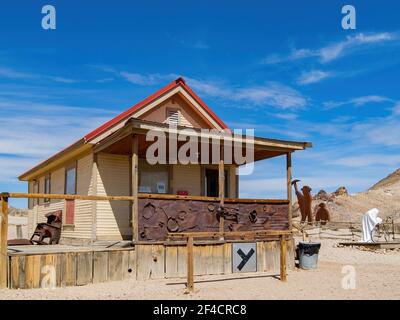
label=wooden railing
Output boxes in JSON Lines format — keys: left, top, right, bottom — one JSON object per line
{"left": 168, "top": 230, "right": 293, "bottom": 292}
{"left": 0, "top": 192, "right": 136, "bottom": 289}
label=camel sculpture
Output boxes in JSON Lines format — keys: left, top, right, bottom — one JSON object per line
{"left": 291, "top": 179, "right": 313, "bottom": 223}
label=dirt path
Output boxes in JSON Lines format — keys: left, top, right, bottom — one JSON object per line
{"left": 1, "top": 239, "right": 399, "bottom": 300}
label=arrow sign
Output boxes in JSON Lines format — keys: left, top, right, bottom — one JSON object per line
{"left": 232, "top": 243, "right": 257, "bottom": 273}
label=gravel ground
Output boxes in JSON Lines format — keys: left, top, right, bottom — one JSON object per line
{"left": 0, "top": 238, "right": 399, "bottom": 300}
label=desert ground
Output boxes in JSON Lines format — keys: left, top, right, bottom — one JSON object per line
{"left": 0, "top": 237, "right": 399, "bottom": 300}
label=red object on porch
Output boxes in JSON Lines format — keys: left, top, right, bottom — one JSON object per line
{"left": 177, "top": 190, "right": 189, "bottom": 196}
{"left": 65, "top": 199, "right": 75, "bottom": 224}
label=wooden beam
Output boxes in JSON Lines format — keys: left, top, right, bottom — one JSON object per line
{"left": 219, "top": 145, "right": 225, "bottom": 235}
{"left": 138, "top": 193, "right": 288, "bottom": 204}
{"left": 186, "top": 235, "right": 194, "bottom": 292}
{"left": 131, "top": 135, "right": 139, "bottom": 242}
{"left": 168, "top": 230, "right": 292, "bottom": 239}
{"left": 3, "top": 192, "right": 134, "bottom": 202}
{"left": 286, "top": 152, "right": 293, "bottom": 230}
{"left": 0, "top": 195, "right": 8, "bottom": 288}
{"left": 280, "top": 235, "right": 287, "bottom": 282}
{"left": 91, "top": 154, "right": 98, "bottom": 243}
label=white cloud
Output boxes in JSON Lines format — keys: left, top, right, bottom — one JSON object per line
{"left": 330, "top": 154, "right": 400, "bottom": 167}
{"left": 297, "top": 70, "right": 333, "bottom": 85}
{"left": 324, "top": 95, "right": 392, "bottom": 109}
{"left": 0, "top": 66, "right": 80, "bottom": 83}
{"left": 262, "top": 32, "right": 397, "bottom": 65}
{"left": 104, "top": 69, "right": 308, "bottom": 110}
{"left": 119, "top": 72, "right": 176, "bottom": 86}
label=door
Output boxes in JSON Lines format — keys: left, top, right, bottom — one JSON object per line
{"left": 204, "top": 169, "right": 228, "bottom": 197}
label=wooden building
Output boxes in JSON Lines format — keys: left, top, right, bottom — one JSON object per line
{"left": 18, "top": 77, "right": 311, "bottom": 244}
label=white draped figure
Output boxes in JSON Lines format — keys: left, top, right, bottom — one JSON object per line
{"left": 361, "top": 208, "right": 382, "bottom": 243}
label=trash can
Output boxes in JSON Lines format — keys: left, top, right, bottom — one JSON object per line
{"left": 298, "top": 242, "right": 321, "bottom": 270}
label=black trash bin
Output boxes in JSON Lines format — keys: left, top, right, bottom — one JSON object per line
{"left": 298, "top": 242, "right": 321, "bottom": 269}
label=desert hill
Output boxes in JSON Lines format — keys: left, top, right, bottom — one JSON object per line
{"left": 293, "top": 168, "right": 400, "bottom": 223}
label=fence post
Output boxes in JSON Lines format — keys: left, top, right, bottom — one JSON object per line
{"left": 186, "top": 235, "right": 194, "bottom": 292}
{"left": 280, "top": 234, "right": 287, "bottom": 282}
{"left": 0, "top": 195, "right": 9, "bottom": 288}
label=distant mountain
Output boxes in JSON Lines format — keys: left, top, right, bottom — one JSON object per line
{"left": 369, "top": 168, "right": 400, "bottom": 191}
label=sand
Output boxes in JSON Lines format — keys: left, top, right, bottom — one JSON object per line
{"left": 1, "top": 237, "right": 399, "bottom": 300}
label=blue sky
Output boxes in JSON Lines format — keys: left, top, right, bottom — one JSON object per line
{"left": 1, "top": 1, "right": 400, "bottom": 208}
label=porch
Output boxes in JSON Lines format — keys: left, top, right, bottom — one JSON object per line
{"left": 91, "top": 118, "right": 311, "bottom": 242}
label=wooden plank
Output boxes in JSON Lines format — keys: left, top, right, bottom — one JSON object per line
{"left": 136, "top": 245, "right": 165, "bottom": 280}
{"left": 193, "top": 244, "right": 202, "bottom": 276}
{"left": 165, "top": 246, "right": 179, "bottom": 278}
{"left": 93, "top": 251, "right": 108, "bottom": 284}
{"left": 212, "top": 244, "right": 224, "bottom": 275}
{"left": 24, "top": 255, "right": 42, "bottom": 289}
{"left": 18, "top": 255, "right": 26, "bottom": 289}
{"left": 61, "top": 252, "right": 77, "bottom": 287}
{"left": 205, "top": 245, "right": 214, "bottom": 275}
{"left": 223, "top": 242, "right": 232, "bottom": 274}
{"left": 10, "top": 256, "right": 19, "bottom": 289}
{"left": 177, "top": 245, "right": 187, "bottom": 278}
{"left": 108, "top": 251, "right": 123, "bottom": 281}
{"left": 121, "top": 250, "right": 130, "bottom": 280}
{"left": 131, "top": 134, "right": 139, "bottom": 242}
{"left": 135, "top": 245, "right": 149, "bottom": 280}
{"left": 6, "top": 192, "right": 134, "bottom": 202}
{"left": 128, "top": 249, "right": 136, "bottom": 279}
{"left": 280, "top": 236, "right": 287, "bottom": 281}
{"left": 0, "top": 197, "right": 8, "bottom": 288}
{"left": 287, "top": 152, "right": 292, "bottom": 230}
{"left": 187, "top": 236, "right": 194, "bottom": 292}
{"left": 138, "top": 193, "right": 289, "bottom": 204}
{"left": 150, "top": 245, "right": 165, "bottom": 279}
{"left": 218, "top": 149, "right": 225, "bottom": 234}
{"left": 76, "top": 252, "right": 93, "bottom": 286}
{"left": 257, "top": 242, "right": 266, "bottom": 272}
{"left": 168, "top": 230, "right": 292, "bottom": 239}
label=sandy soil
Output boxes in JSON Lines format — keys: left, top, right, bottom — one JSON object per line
{"left": 1, "top": 238, "right": 399, "bottom": 300}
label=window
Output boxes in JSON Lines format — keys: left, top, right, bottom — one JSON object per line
{"left": 138, "top": 160, "right": 169, "bottom": 194}
{"left": 65, "top": 164, "right": 77, "bottom": 195}
{"left": 44, "top": 174, "right": 51, "bottom": 203}
{"left": 167, "top": 109, "right": 179, "bottom": 126}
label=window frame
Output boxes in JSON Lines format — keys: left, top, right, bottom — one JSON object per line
{"left": 64, "top": 162, "right": 77, "bottom": 195}
{"left": 44, "top": 173, "right": 51, "bottom": 203}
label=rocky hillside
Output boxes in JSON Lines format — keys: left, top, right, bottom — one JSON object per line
{"left": 293, "top": 168, "right": 400, "bottom": 223}
{"left": 369, "top": 168, "right": 400, "bottom": 191}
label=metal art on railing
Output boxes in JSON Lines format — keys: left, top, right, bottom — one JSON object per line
{"left": 138, "top": 198, "right": 289, "bottom": 241}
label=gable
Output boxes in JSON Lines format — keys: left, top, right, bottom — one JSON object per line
{"left": 138, "top": 94, "right": 214, "bottom": 129}
{"left": 86, "top": 78, "right": 228, "bottom": 144}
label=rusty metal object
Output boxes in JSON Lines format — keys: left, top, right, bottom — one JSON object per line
{"left": 30, "top": 210, "right": 62, "bottom": 245}
{"left": 138, "top": 199, "right": 289, "bottom": 241}
{"left": 315, "top": 203, "right": 330, "bottom": 224}
{"left": 7, "top": 239, "right": 33, "bottom": 246}
{"left": 291, "top": 180, "right": 313, "bottom": 223}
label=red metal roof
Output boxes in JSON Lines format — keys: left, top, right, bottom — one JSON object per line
{"left": 84, "top": 77, "right": 229, "bottom": 141}
{"left": 19, "top": 77, "right": 229, "bottom": 180}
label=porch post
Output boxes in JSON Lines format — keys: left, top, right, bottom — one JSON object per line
{"left": 131, "top": 135, "right": 139, "bottom": 242}
{"left": 90, "top": 154, "right": 98, "bottom": 243}
{"left": 286, "top": 152, "right": 292, "bottom": 230}
{"left": 0, "top": 195, "right": 9, "bottom": 288}
{"left": 218, "top": 145, "right": 225, "bottom": 234}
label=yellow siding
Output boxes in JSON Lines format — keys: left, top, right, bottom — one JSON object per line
{"left": 96, "top": 153, "right": 131, "bottom": 240}
{"left": 172, "top": 164, "right": 201, "bottom": 196}
{"left": 62, "top": 153, "right": 94, "bottom": 239}
{"left": 28, "top": 153, "right": 95, "bottom": 241}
